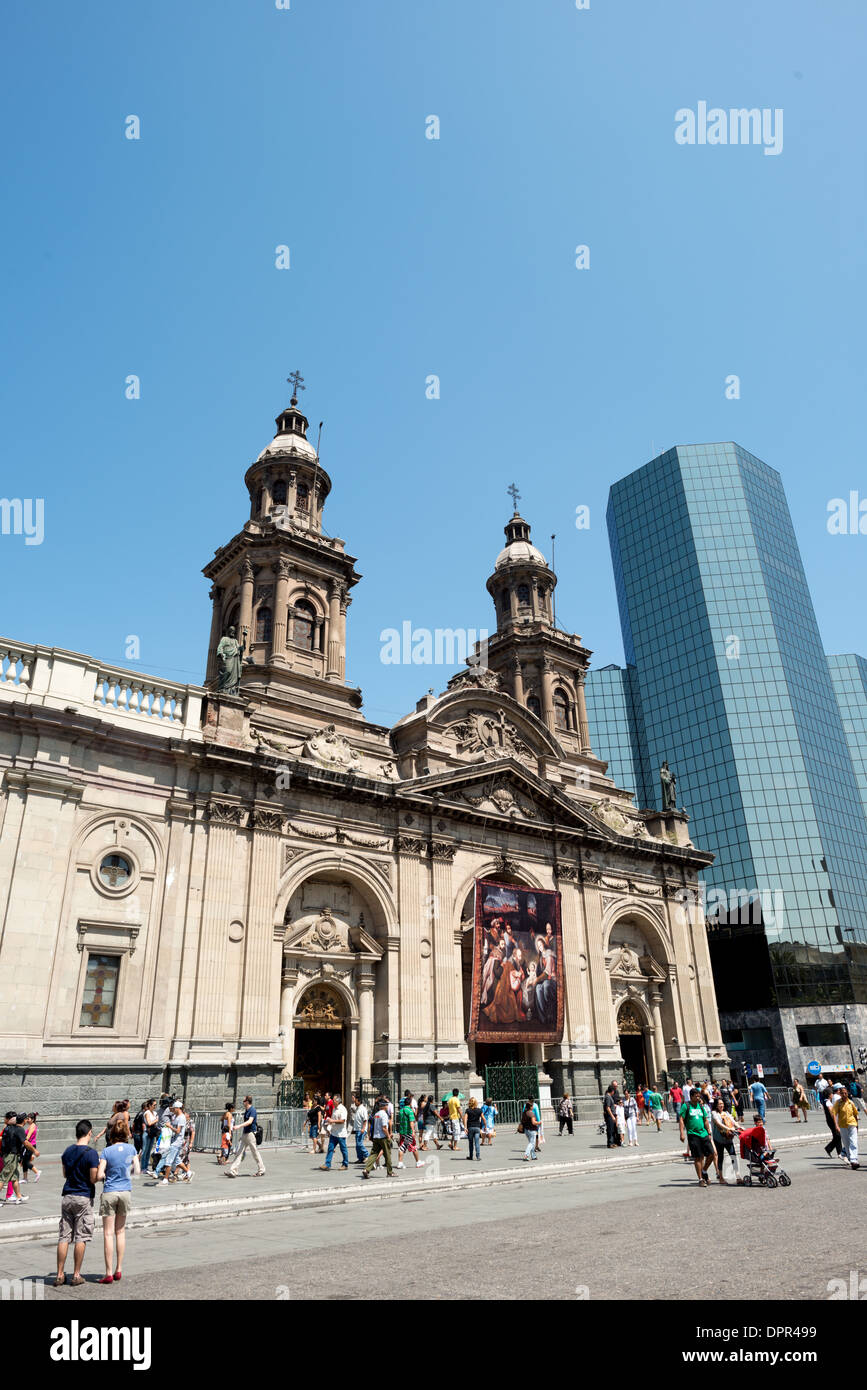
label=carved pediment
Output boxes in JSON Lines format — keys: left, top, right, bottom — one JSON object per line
{"left": 444, "top": 708, "right": 536, "bottom": 767}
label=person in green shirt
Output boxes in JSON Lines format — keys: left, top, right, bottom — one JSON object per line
{"left": 645, "top": 1087, "right": 664, "bottom": 1132}
{"left": 680, "top": 1089, "right": 715, "bottom": 1186}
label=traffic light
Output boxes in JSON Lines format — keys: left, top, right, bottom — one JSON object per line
{"left": 859, "top": 1046, "right": 867, "bottom": 1068}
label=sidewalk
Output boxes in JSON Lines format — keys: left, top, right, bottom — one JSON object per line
{"left": 0, "top": 1113, "right": 822, "bottom": 1244}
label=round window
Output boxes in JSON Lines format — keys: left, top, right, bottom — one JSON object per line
{"left": 99, "top": 854, "right": 132, "bottom": 889}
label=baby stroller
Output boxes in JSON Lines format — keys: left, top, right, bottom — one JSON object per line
{"left": 741, "top": 1142, "right": 791, "bottom": 1188}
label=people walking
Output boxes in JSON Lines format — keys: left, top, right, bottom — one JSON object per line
{"left": 1, "top": 1111, "right": 38, "bottom": 1205}
{"left": 557, "top": 1094, "right": 574, "bottom": 1136}
{"left": 464, "top": 1098, "right": 483, "bottom": 1161}
{"left": 21, "top": 1113, "right": 41, "bottom": 1184}
{"left": 680, "top": 1088, "right": 715, "bottom": 1187}
{"left": 623, "top": 1089, "right": 639, "bottom": 1146}
{"left": 833, "top": 1085, "right": 860, "bottom": 1169}
{"left": 822, "top": 1086, "right": 844, "bottom": 1158}
{"left": 481, "top": 1097, "right": 497, "bottom": 1145}
{"left": 749, "top": 1076, "right": 769, "bottom": 1121}
{"left": 56, "top": 1119, "right": 100, "bottom": 1286}
{"left": 154, "top": 1100, "right": 187, "bottom": 1184}
{"left": 603, "top": 1085, "right": 620, "bottom": 1148}
{"left": 446, "top": 1089, "right": 462, "bottom": 1150}
{"left": 350, "top": 1093, "right": 369, "bottom": 1163}
{"left": 320, "top": 1094, "right": 350, "bottom": 1171}
{"left": 397, "top": 1099, "right": 425, "bottom": 1169}
{"left": 361, "top": 1100, "right": 393, "bottom": 1178}
{"left": 96, "top": 1116, "right": 139, "bottom": 1283}
{"left": 645, "top": 1084, "right": 664, "bottom": 1132}
{"left": 304, "top": 1096, "right": 323, "bottom": 1155}
{"left": 521, "top": 1100, "right": 539, "bottom": 1161}
{"left": 792, "top": 1079, "right": 809, "bottom": 1124}
{"left": 217, "top": 1102, "right": 234, "bottom": 1165}
{"left": 226, "top": 1096, "right": 265, "bottom": 1177}
{"left": 710, "top": 1097, "right": 742, "bottom": 1184}
{"left": 419, "top": 1095, "right": 442, "bottom": 1151}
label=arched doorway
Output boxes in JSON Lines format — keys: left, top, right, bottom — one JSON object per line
{"left": 617, "top": 1001, "right": 649, "bottom": 1089}
{"left": 292, "top": 984, "right": 346, "bottom": 1097}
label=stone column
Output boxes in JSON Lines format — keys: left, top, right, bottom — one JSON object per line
{"left": 396, "top": 838, "right": 432, "bottom": 1044}
{"left": 556, "top": 872, "right": 590, "bottom": 1055}
{"left": 664, "top": 884, "right": 702, "bottom": 1051}
{"left": 261, "top": 472, "right": 273, "bottom": 515}
{"left": 205, "top": 585, "right": 223, "bottom": 684}
{"left": 512, "top": 658, "right": 524, "bottom": 705}
{"left": 192, "top": 801, "right": 242, "bottom": 1047}
{"left": 541, "top": 659, "right": 556, "bottom": 732}
{"left": 356, "top": 966, "right": 375, "bottom": 1082}
{"left": 272, "top": 559, "right": 291, "bottom": 663}
{"left": 338, "top": 588, "right": 349, "bottom": 682}
{"left": 581, "top": 872, "right": 618, "bottom": 1044}
{"left": 238, "top": 560, "right": 255, "bottom": 657}
{"left": 430, "top": 843, "right": 465, "bottom": 1052}
{"left": 326, "top": 580, "right": 341, "bottom": 679}
{"left": 575, "top": 672, "right": 591, "bottom": 751}
{"left": 240, "top": 809, "right": 283, "bottom": 1045}
{"left": 287, "top": 468, "right": 297, "bottom": 514}
{"left": 650, "top": 990, "right": 666, "bottom": 1082}
{"left": 279, "top": 967, "right": 296, "bottom": 1067}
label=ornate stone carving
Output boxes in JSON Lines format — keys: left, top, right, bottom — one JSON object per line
{"left": 296, "top": 912, "right": 350, "bottom": 953}
{"left": 208, "top": 801, "right": 244, "bottom": 825}
{"left": 301, "top": 724, "right": 362, "bottom": 772}
{"left": 283, "top": 844, "right": 303, "bottom": 871}
{"left": 581, "top": 865, "right": 602, "bottom": 885}
{"left": 250, "top": 808, "right": 283, "bottom": 832}
{"left": 556, "top": 863, "right": 580, "bottom": 882}
{"left": 394, "top": 835, "right": 428, "bottom": 857}
{"left": 254, "top": 584, "right": 274, "bottom": 606}
{"left": 287, "top": 820, "right": 336, "bottom": 841}
{"left": 445, "top": 667, "right": 502, "bottom": 694}
{"left": 430, "top": 841, "right": 457, "bottom": 862}
{"left": 446, "top": 710, "right": 535, "bottom": 766}
{"left": 460, "top": 783, "right": 537, "bottom": 820}
{"left": 294, "top": 985, "right": 343, "bottom": 1028}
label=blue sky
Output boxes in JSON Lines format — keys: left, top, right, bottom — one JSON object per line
{"left": 2, "top": 0, "right": 865, "bottom": 727}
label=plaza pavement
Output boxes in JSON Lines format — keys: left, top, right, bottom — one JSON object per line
{"left": 0, "top": 1112, "right": 822, "bottom": 1246}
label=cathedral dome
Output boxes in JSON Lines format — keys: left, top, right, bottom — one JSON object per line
{"left": 494, "top": 538, "right": 548, "bottom": 569}
{"left": 256, "top": 430, "right": 318, "bottom": 464}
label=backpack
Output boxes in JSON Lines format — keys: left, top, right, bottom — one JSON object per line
{"left": 255, "top": 1125, "right": 264, "bottom": 1146}
{"left": 132, "top": 1109, "right": 145, "bottom": 1137}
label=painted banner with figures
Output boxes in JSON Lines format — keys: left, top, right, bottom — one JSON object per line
{"left": 469, "top": 879, "right": 564, "bottom": 1043}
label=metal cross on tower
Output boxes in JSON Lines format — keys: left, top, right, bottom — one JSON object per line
{"left": 507, "top": 482, "right": 521, "bottom": 510}
{"left": 287, "top": 369, "right": 305, "bottom": 401}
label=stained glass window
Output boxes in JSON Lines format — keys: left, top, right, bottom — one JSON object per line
{"left": 99, "top": 854, "right": 131, "bottom": 889}
{"left": 79, "top": 953, "right": 119, "bottom": 1028}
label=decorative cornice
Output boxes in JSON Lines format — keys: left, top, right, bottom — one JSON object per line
{"left": 394, "top": 835, "right": 429, "bottom": 857}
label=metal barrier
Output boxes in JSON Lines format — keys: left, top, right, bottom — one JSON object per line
{"left": 190, "top": 1108, "right": 307, "bottom": 1153}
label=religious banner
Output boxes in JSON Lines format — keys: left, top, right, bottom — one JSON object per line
{"left": 469, "top": 879, "right": 564, "bottom": 1043}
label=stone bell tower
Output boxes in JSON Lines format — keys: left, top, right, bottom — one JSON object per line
{"left": 202, "top": 376, "right": 363, "bottom": 724}
{"left": 483, "top": 507, "right": 593, "bottom": 753}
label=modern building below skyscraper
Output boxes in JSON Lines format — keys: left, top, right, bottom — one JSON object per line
{"left": 586, "top": 442, "right": 867, "bottom": 1087}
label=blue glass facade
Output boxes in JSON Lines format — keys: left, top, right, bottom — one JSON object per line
{"left": 828, "top": 653, "right": 867, "bottom": 823}
{"left": 595, "top": 443, "right": 867, "bottom": 1018}
{"left": 584, "top": 664, "right": 644, "bottom": 798}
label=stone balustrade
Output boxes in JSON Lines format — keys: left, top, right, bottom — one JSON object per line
{"left": 0, "top": 637, "right": 204, "bottom": 740}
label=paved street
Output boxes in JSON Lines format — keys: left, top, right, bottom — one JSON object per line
{"left": 2, "top": 1127, "right": 862, "bottom": 1301}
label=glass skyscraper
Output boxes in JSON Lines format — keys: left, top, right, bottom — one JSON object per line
{"left": 828, "top": 653, "right": 867, "bottom": 824}
{"left": 588, "top": 443, "right": 867, "bottom": 1084}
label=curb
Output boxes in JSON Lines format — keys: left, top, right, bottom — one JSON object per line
{"left": 0, "top": 1132, "right": 822, "bottom": 1244}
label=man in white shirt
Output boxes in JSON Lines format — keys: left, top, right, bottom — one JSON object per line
{"left": 320, "top": 1094, "right": 349, "bottom": 1171}
{"left": 350, "top": 1092, "right": 369, "bottom": 1164}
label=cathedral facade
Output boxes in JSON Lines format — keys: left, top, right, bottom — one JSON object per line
{"left": 0, "top": 390, "right": 728, "bottom": 1113}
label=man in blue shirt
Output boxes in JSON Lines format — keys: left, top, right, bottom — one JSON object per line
{"left": 226, "top": 1095, "right": 265, "bottom": 1177}
{"left": 56, "top": 1119, "right": 100, "bottom": 1286}
{"left": 749, "top": 1078, "right": 769, "bottom": 1121}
